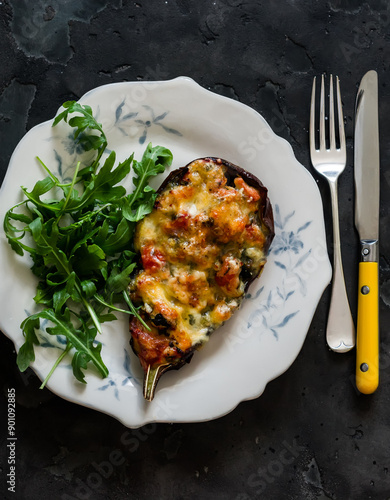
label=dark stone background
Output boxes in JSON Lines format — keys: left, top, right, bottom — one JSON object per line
{"left": 1, "top": 1, "right": 389, "bottom": 499}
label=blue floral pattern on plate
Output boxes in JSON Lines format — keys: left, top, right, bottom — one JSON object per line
{"left": 97, "top": 349, "right": 142, "bottom": 401}
{"left": 98, "top": 349, "right": 142, "bottom": 400}
{"left": 134, "top": 105, "right": 183, "bottom": 144}
{"left": 246, "top": 204, "right": 312, "bottom": 340}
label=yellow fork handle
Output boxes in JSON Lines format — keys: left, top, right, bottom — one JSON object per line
{"left": 356, "top": 261, "right": 379, "bottom": 394}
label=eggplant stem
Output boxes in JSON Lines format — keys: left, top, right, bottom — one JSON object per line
{"left": 144, "top": 364, "right": 171, "bottom": 401}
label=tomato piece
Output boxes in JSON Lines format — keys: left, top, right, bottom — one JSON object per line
{"left": 165, "top": 212, "right": 190, "bottom": 235}
{"left": 234, "top": 177, "right": 260, "bottom": 201}
{"left": 215, "top": 255, "right": 242, "bottom": 293}
{"left": 141, "top": 245, "right": 166, "bottom": 273}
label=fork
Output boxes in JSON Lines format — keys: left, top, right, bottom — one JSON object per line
{"left": 309, "top": 74, "right": 355, "bottom": 353}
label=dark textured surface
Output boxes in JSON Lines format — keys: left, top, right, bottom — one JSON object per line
{"left": 1, "top": 1, "right": 390, "bottom": 499}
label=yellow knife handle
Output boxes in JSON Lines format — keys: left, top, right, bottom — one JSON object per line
{"left": 356, "top": 261, "right": 379, "bottom": 394}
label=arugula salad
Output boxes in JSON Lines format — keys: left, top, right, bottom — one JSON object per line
{"left": 3, "top": 101, "right": 172, "bottom": 388}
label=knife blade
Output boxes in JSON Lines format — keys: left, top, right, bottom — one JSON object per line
{"left": 354, "top": 70, "right": 380, "bottom": 394}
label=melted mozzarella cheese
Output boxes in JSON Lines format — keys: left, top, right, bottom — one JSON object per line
{"left": 131, "top": 159, "right": 269, "bottom": 352}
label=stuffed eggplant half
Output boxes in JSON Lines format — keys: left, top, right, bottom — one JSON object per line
{"left": 128, "top": 157, "right": 274, "bottom": 400}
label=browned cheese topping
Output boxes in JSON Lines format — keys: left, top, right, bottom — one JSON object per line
{"left": 129, "top": 158, "right": 271, "bottom": 369}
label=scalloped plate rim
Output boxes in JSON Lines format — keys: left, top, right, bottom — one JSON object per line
{"left": 0, "top": 77, "right": 332, "bottom": 427}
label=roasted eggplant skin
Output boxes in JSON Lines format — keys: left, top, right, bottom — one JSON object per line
{"left": 129, "top": 157, "right": 275, "bottom": 400}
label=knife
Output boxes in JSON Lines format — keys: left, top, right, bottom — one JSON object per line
{"left": 354, "top": 70, "right": 380, "bottom": 394}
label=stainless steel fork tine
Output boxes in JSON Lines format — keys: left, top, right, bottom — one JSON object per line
{"left": 329, "top": 75, "right": 336, "bottom": 150}
{"left": 310, "top": 77, "right": 316, "bottom": 156}
{"left": 336, "top": 76, "right": 346, "bottom": 151}
{"left": 320, "top": 74, "right": 326, "bottom": 150}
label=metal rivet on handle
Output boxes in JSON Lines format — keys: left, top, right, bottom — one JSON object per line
{"left": 360, "top": 363, "right": 369, "bottom": 372}
{"left": 361, "top": 285, "right": 370, "bottom": 295}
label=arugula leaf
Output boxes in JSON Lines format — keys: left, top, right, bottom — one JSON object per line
{"left": 41, "top": 308, "right": 108, "bottom": 378}
{"left": 95, "top": 217, "right": 134, "bottom": 256}
{"left": 3, "top": 203, "right": 36, "bottom": 256}
{"left": 125, "top": 187, "right": 157, "bottom": 222}
{"left": 105, "top": 261, "right": 136, "bottom": 300}
{"left": 122, "top": 142, "right": 172, "bottom": 221}
{"left": 80, "top": 279, "right": 97, "bottom": 299}
{"left": 63, "top": 151, "right": 131, "bottom": 211}
{"left": 29, "top": 218, "right": 72, "bottom": 275}
{"left": 69, "top": 329, "right": 105, "bottom": 384}
{"left": 71, "top": 351, "right": 89, "bottom": 383}
{"left": 53, "top": 101, "right": 107, "bottom": 156}
{"left": 5, "top": 101, "right": 172, "bottom": 388}
{"left": 17, "top": 316, "right": 40, "bottom": 371}
{"left": 21, "top": 177, "right": 62, "bottom": 214}
{"left": 53, "top": 286, "right": 71, "bottom": 314}
{"left": 53, "top": 101, "right": 109, "bottom": 179}
{"left": 139, "top": 142, "right": 173, "bottom": 170}
{"left": 71, "top": 243, "right": 107, "bottom": 276}
{"left": 34, "top": 281, "right": 55, "bottom": 307}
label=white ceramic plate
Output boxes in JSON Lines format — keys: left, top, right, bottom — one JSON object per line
{"left": 0, "top": 77, "right": 331, "bottom": 427}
